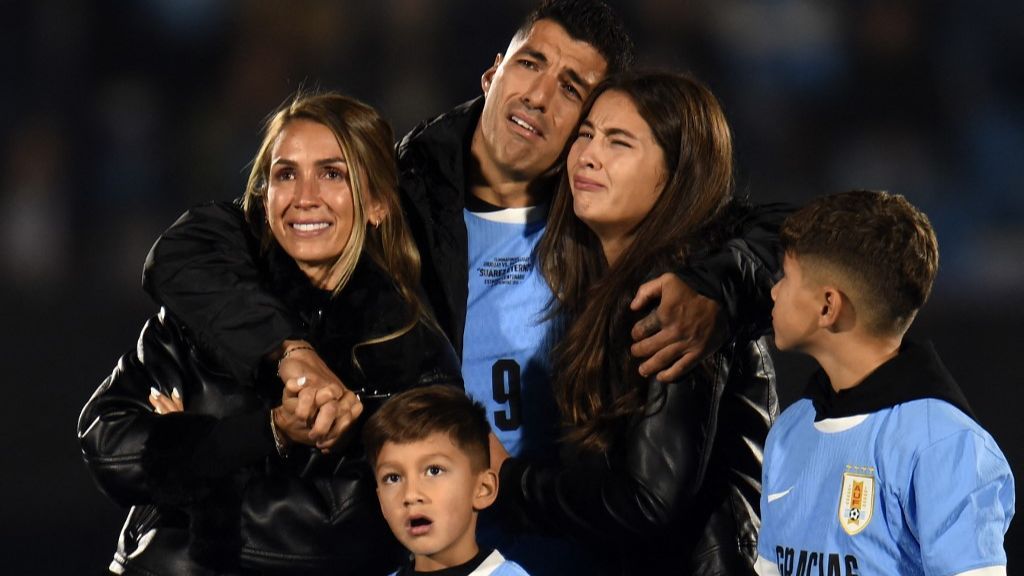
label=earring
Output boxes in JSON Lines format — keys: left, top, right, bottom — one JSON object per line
{"left": 372, "top": 218, "right": 380, "bottom": 229}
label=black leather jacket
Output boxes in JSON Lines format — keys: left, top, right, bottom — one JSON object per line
{"left": 78, "top": 248, "right": 462, "bottom": 575}
{"left": 496, "top": 337, "right": 776, "bottom": 576}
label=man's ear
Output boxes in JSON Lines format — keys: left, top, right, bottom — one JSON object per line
{"left": 472, "top": 468, "right": 499, "bottom": 511}
{"left": 481, "top": 53, "right": 503, "bottom": 95}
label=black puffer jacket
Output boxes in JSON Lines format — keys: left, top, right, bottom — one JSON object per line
{"left": 496, "top": 337, "right": 776, "bottom": 576}
{"left": 78, "top": 247, "right": 462, "bottom": 575}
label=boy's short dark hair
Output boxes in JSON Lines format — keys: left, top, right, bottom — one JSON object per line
{"left": 363, "top": 385, "right": 491, "bottom": 472}
{"left": 514, "top": 0, "right": 635, "bottom": 75}
{"left": 781, "top": 190, "right": 939, "bottom": 336}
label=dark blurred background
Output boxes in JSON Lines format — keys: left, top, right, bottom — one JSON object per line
{"left": 2, "top": 0, "right": 1021, "bottom": 572}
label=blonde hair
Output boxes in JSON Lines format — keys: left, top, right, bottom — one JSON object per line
{"left": 243, "top": 91, "right": 435, "bottom": 366}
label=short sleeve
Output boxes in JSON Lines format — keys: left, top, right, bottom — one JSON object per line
{"left": 906, "top": 429, "right": 1014, "bottom": 575}
{"left": 756, "top": 422, "right": 780, "bottom": 562}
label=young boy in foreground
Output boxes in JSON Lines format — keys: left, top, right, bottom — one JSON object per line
{"left": 755, "top": 190, "right": 1014, "bottom": 576}
{"left": 364, "top": 385, "right": 530, "bottom": 576}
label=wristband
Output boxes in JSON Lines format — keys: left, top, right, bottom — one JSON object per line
{"left": 277, "top": 344, "right": 314, "bottom": 376}
{"left": 270, "top": 409, "right": 290, "bottom": 458}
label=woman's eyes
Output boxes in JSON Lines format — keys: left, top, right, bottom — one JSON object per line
{"left": 576, "top": 131, "right": 632, "bottom": 149}
{"left": 271, "top": 166, "right": 347, "bottom": 181}
{"left": 323, "top": 166, "right": 347, "bottom": 180}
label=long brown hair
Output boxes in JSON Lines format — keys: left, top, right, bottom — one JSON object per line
{"left": 242, "top": 91, "right": 432, "bottom": 360}
{"left": 538, "top": 72, "right": 735, "bottom": 451}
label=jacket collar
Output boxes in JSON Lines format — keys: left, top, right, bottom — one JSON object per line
{"left": 803, "top": 339, "right": 975, "bottom": 421}
{"left": 397, "top": 97, "right": 483, "bottom": 194}
{"left": 263, "top": 244, "right": 411, "bottom": 343}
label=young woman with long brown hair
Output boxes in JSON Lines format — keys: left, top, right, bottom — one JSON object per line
{"left": 493, "top": 72, "right": 776, "bottom": 576}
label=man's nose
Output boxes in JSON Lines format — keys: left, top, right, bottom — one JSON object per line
{"left": 522, "top": 73, "right": 557, "bottom": 111}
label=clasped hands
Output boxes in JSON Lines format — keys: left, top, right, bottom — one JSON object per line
{"left": 272, "top": 340, "right": 363, "bottom": 454}
{"left": 148, "top": 339, "right": 362, "bottom": 455}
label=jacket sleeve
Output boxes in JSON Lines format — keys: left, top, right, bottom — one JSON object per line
{"left": 77, "top": 309, "right": 276, "bottom": 509}
{"left": 678, "top": 201, "right": 793, "bottom": 339}
{"left": 496, "top": 370, "right": 719, "bottom": 542}
{"left": 142, "top": 200, "right": 304, "bottom": 383}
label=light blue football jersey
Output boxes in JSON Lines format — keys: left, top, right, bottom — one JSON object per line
{"left": 755, "top": 398, "right": 1014, "bottom": 576}
{"left": 462, "top": 206, "right": 559, "bottom": 460}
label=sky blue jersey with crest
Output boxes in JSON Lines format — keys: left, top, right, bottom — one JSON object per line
{"left": 755, "top": 398, "right": 1014, "bottom": 576}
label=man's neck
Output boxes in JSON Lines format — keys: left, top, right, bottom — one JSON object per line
{"left": 468, "top": 121, "right": 552, "bottom": 208}
{"left": 469, "top": 180, "right": 540, "bottom": 208}
{"left": 468, "top": 161, "right": 554, "bottom": 209}
{"left": 811, "top": 332, "right": 903, "bottom": 393}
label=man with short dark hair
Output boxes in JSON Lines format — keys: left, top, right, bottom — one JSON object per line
{"left": 143, "top": 1, "right": 782, "bottom": 573}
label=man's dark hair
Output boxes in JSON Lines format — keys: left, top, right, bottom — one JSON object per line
{"left": 781, "top": 190, "right": 939, "bottom": 336}
{"left": 515, "top": 0, "right": 635, "bottom": 74}
{"left": 363, "top": 385, "right": 492, "bottom": 472}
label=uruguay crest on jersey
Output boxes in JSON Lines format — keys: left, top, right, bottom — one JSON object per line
{"left": 837, "top": 465, "right": 875, "bottom": 535}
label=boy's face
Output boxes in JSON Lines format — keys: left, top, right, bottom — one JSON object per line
{"left": 375, "top": 432, "right": 497, "bottom": 571}
{"left": 770, "top": 253, "right": 823, "bottom": 352}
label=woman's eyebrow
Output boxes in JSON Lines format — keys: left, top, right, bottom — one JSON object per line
{"left": 271, "top": 157, "right": 347, "bottom": 166}
{"left": 315, "top": 157, "right": 347, "bottom": 167}
{"left": 603, "top": 127, "right": 638, "bottom": 140}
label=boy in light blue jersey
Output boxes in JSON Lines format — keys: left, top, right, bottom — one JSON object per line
{"left": 365, "top": 385, "right": 531, "bottom": 576}
{"left": 756, "top": 190, "right": 1014, "bottom": 576}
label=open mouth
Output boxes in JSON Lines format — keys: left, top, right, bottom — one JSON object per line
{"left": 408, "top": 515, "right": 433, "bottom": 536}
{"left": 509, "top": 114, "right": 543, "bottom": 138}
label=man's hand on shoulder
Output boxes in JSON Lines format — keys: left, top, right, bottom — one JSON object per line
{"left": 629, "top": 273, "right": 727, "bottom": 382}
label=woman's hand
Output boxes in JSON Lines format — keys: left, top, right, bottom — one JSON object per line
{"left": 149, "top": 387, "right": 183, "bottom": 414}
{"left": 276, "top": 340, "right": 345, "bottom": 393}
{"left": 277, "top": 376, "right": 364, "bottom": 453}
